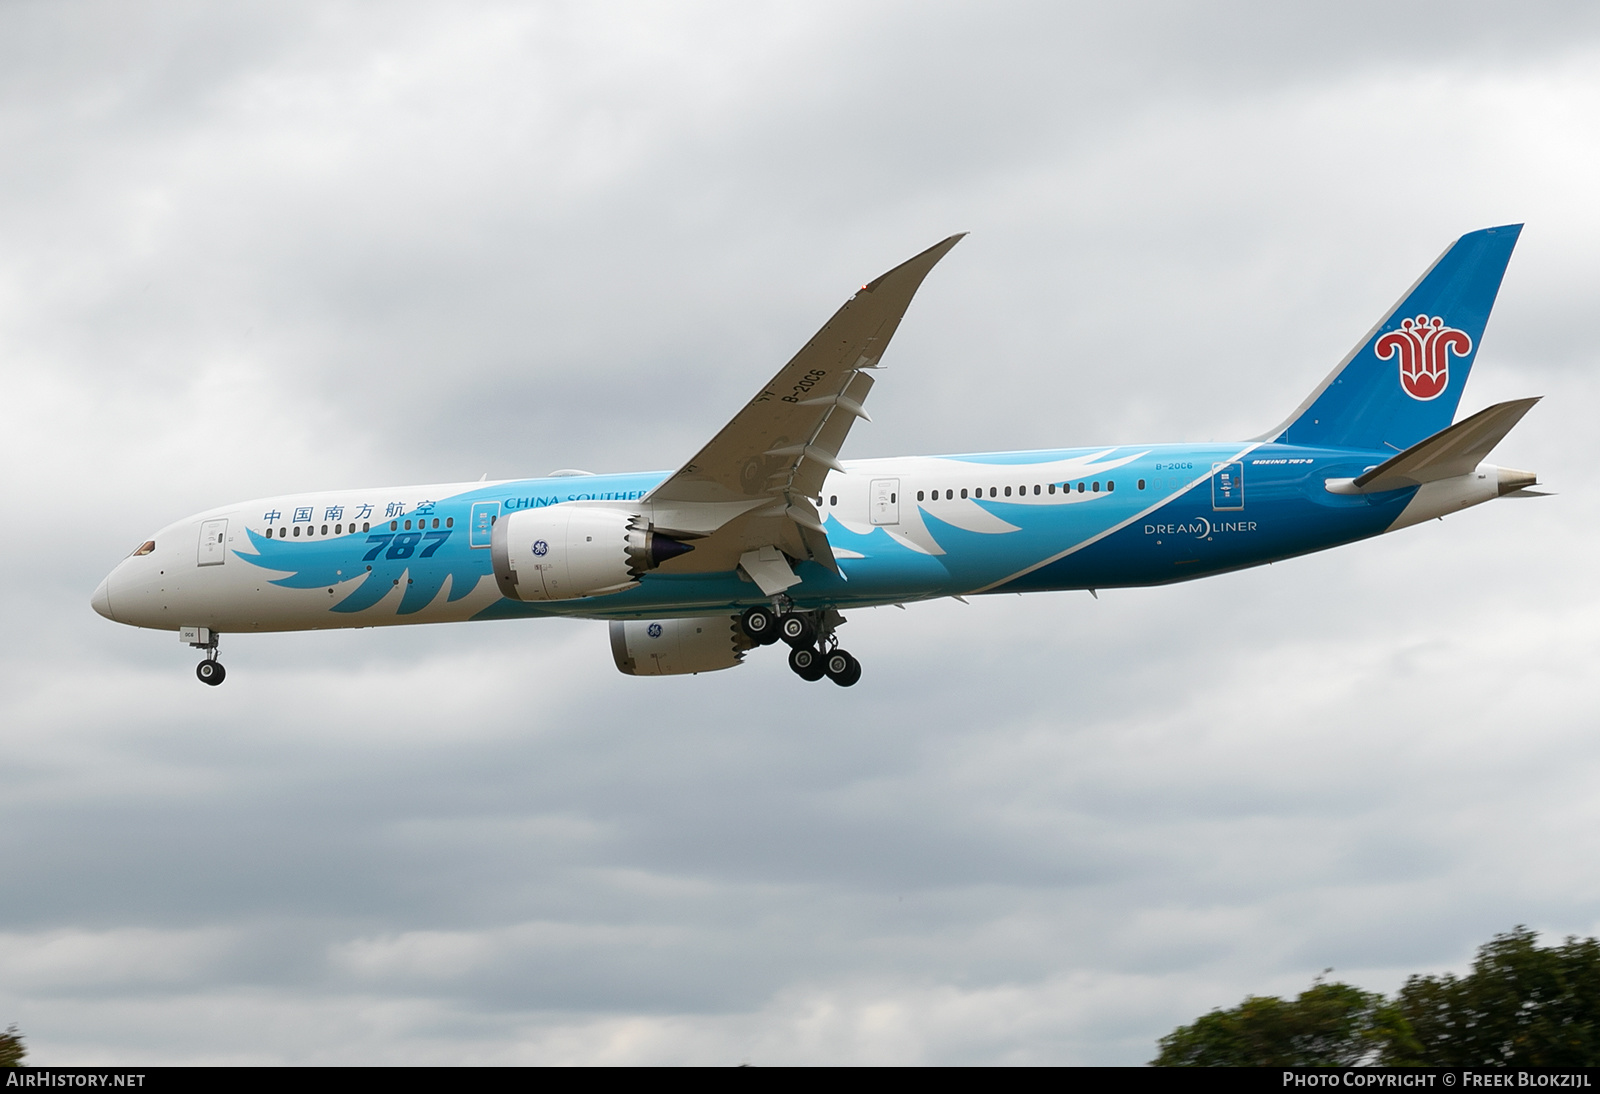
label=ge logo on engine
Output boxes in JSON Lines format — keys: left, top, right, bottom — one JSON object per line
{"left": 531, "top": 539, "right": 548, "bottom": 556}
{"left": 647, "top": 623, "right": 663, "bottom": 638}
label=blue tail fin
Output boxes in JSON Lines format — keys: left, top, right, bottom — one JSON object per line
{"left": 1270, "top": 225, "right": 1521, "bottom": 452}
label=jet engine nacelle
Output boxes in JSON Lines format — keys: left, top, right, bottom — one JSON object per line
{"left": 491, "top": 505, "right": 693, "bottom": 602}
{"left": 609, "top": 616, "right": 751, "bottom": 676}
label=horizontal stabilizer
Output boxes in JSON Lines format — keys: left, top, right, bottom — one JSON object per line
{"left": 1327, "top": 397, "right": 1540, "bottom": 494}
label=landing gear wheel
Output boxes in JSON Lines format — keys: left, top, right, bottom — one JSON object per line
{"left": 778, "top": 612, "right": 816, "bottom": 648}
{"left": 196, "top": 660, "right": 226, "bottom": 686}
{"left": 788, "top": 645, "right": 826, "bottom": 682}
{"left": 824, "top": 649, "right": 861, "bottom": 687}
{"left": 740, "top": 606, "right": 780, "bottom": 645}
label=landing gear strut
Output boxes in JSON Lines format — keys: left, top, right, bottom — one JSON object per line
{"left": 769, "top": 607, "right": 860, "bottom": 687}
{"left": 185, "top": 627, "right": 226, "bottom": 686}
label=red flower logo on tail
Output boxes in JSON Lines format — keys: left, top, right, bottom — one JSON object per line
{"left": 1375, "top": 314, "right": 1471, "bottom": 401}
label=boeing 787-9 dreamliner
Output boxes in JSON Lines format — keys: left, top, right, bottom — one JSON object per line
{"left": 93, "top": 227, "right": 1541, "bottom": 686}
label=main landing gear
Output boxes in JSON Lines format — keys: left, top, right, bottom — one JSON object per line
{"left": 739, "top": 605, "right": 861, "bottom": 687}
{"left": 185, "top": 627, "right": 226, "bottom": 686}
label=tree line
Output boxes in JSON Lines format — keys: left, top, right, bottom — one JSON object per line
{"left": 1154, "top": 927, "right": 1600, "bottom": 1066}
{"left": 0, "top": 1026, "right": 22, "bottom": 1067}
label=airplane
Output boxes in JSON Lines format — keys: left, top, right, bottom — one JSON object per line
{"left": 92, "top": 226, "right": 1542, "bottom": 687}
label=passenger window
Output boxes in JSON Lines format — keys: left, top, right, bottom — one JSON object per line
{"left": 432, "top": 518, "right": 440, "bottom": 529}
{"left": 830, "top": 495, "right": 837, "bottom": 507}
{"left": 960, "top": 488, "right": 968, "bottom": 499}
{"left": 335, "top": 524, "right": 342, "bottom": 535}
{"left": 293, "top": 526, "right": 301, "bottom": 537}
{"left": 1138, "top": 479, "right": 1146, "bottom": 490}
{"left": 945, "top": 489, "right": 953, "bottom": 500}
{"left": 1048, "top": 484, "right": 1055, "bottom": 495}
{"left": 363, "top": 522, "right": 371, "bottom": 532}
{"left": 321, "top": 524, "right": 328, "bottom": 535}
{"left": 1033, "top": 485, "right": 1040, "bottom": 495}
{"left": 1077, "top": 483, "right": 1085, "bottom": 493}
{"left": 1004, "top": 486, "right": 1012, "bottom": 497}
{"left": 446, "top": 517, "right": 454, "bottom": 528}
{"left": 989, "top": 487, "right": 997, "bottom": 498}
{"left": 917, "top": 490, "right": 925, "bottom": 501}
{"left": 1107, "top": 481, "right": 1115, "bottom": 492}
{"left": 890, "top": 493, "right": 896, "bottom": 503}
{"left": 390, "top": 521, "right": 398, "bottom": 531}
{"left": 1093, "top": 482, "right": 1100, "bottom": 492}
{"left": 404, "top": 519, "right": 412, "bottom": 530}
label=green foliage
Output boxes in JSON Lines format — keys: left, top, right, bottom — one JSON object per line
{"left": 0, "top": 1025, "right": 23, "bottom": 1067}
{"left": 1155, "top": 928, "right": 1600, "bottom": 1067}
{"left": 1396, "top": 927, "right": 1600, "bottom": 1067}
{"left": 1152, "top": 980, "right": 1402, "bottom": 1066}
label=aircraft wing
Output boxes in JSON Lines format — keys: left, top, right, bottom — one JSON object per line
{"left": 641, "top": 234, "right": 963, "bottom": 590}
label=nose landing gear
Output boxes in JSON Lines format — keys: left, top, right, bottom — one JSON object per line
{"left": 183, "top": 626, "right": 226, "bottom": 686}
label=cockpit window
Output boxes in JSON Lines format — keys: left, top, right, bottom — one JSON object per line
{"left": 130, "top": 540, "right": 155, "bottom": 557}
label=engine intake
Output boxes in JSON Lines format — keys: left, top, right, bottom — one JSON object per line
{"left": 491, "top": 506, "right": 693, "bottom": 602}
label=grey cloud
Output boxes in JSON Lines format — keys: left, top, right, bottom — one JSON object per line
{"left": 3, "top": 0, "right": 1598, "bottom": 1065}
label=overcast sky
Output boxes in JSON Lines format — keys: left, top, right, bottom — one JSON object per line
{"left": 3, "top": 0, "right": 1598, "bottom": 1065}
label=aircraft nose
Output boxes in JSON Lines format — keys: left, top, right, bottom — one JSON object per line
{"left": 91, "top": 576, "right": 115, "bottom": 621}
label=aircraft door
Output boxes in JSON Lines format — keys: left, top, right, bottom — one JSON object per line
{"left": 470, "top": 501, "right": 500, "bottom": 548}
{"left": 198, "top": 519, "right": 229, "bottom": 566}
{"left": 870, "top": 479, "right": 900, "bottom": 525}
{"left": 1211, "top": 462, "right": 1244, "bottom": 510}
